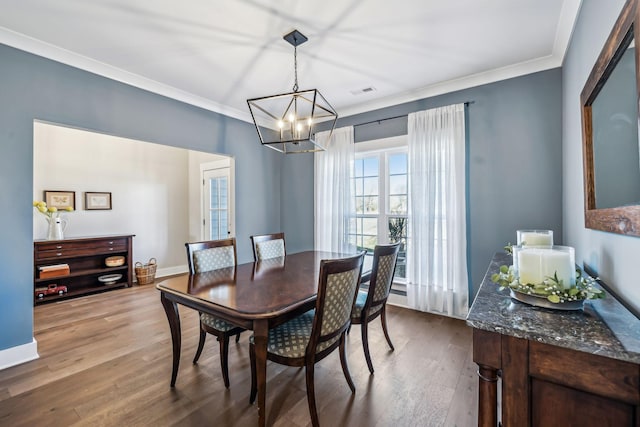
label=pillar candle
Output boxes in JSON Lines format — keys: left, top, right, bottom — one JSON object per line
{"left": 517, "top": 230, "right": 553, "bottom": 246}
{"left": 516, "top": 247, "right": 575, "bottom": 289}
{"left": 517, "top": 249, "right": 544, "bottom": 285}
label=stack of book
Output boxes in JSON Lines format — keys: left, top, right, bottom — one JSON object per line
{"left": 38, "top": 263, "right": 70, "bottom": 279}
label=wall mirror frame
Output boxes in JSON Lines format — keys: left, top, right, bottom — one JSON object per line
{"left": 581, "top": 0, "right": 640, "bottom": 236}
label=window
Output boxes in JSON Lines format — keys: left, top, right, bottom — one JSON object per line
{"left": 349, "top": 137, "right": 407, "bottom": 283}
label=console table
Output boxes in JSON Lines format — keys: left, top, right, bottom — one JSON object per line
{"left": 34, "top": 234, "right": 134, "bottom": 305}
{"left": 467, "top": 252, "right": 640, "bottom": 426}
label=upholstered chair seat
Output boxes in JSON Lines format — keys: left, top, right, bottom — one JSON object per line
{"left": 200, "top": 313, "right": 239, "bottom": 333}
{"left": 351, "top": 291, "right": 384, "bottom": 319}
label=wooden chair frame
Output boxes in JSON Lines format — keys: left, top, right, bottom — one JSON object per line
{"left": 249, "top": 252, "right": 365, "bottom": 427}
{"left": 185, "top": 238, "right": 244, "bottom": 388}
{"left": 351, "top": 243, "right": 400, "bottom": 374}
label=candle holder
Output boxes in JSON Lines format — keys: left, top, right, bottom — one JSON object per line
{"left": 492, "top": 245, "right": 604, "bottom": 310}
{"left": 509, "top": 245, "right": 585, "bottom": 310}
{"left": 516, "top": 229, "right": 553, "bottom": 247}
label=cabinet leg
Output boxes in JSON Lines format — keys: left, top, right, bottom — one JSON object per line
{"left": 477, "top": 364, "right": 499, "bottom": 427}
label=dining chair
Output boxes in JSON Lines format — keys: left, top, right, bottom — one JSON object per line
{"left": 248, "top": 252, "right": 365, "bottom": 427}
{"left": 350, "top": 243, "right": 401, "bottom": 374}
{"left": 185, "top": 237, "right": 244, "bottom": 388}
{"left": 250, "top": 232, "right": 286, "bottom": 261}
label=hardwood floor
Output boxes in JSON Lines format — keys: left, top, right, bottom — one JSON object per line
{"left": 0, "top": 283, "right": 477, "bottom": 426}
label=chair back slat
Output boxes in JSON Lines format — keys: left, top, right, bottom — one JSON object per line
{"left": 185, "top": 238, "right": 237, "bottom": 274}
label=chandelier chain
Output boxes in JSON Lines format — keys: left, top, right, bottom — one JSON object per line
{"left": 293, "top": 44, "right": 299, "bottom": 92}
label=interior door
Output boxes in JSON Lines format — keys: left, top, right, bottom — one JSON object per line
{"left": 203, "top": 165, "right": 234, "bottom": 240}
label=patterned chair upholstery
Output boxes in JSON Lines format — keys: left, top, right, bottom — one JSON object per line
{"left": 350, "top": 243, "right": 400, "bottom": 374}
{"left": 193, "top": 246, "right": 235, "bottom": 272}
{"left": 185, "top": 238, "right": 244, "bottom": 388}
{"left": 250, "top": 232, "right": 286, "bottom": 261}
{"left": 249, "top": 252, "right": 365, "bottom": 427}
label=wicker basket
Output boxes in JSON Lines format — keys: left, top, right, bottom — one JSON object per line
{"left": 135, "top": 258, "right": 157, "bottom": 285}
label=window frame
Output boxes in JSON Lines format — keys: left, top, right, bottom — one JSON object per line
{"left": 352, "top": 136, "right": 408, "bottom": 287}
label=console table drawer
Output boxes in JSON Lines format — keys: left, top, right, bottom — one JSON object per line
{"left": 36, "top": 245, "right": 127, "bottom": 260}
{"left": 36, "top": 238, "right": 128, "bottom": 252}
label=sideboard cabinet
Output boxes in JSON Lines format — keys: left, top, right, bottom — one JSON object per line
{"left": 34, "top": 235, "right": 134, "bottom": 305}
{"left": 468, "top": 252, "right": 640, "bottom": 426}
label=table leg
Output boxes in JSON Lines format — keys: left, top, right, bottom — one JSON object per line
{"left": 160, "top": 292, "right": 181, "bottom": 387}
{"left": 253, "top": 319, "right": 268, "bottom": 427}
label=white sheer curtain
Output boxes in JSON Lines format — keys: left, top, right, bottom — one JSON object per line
{"left": 314, "top": 126, "right": 355, "bottom": 253}
{"left": 407, "top": 104, "right": 468, "bottom": 319}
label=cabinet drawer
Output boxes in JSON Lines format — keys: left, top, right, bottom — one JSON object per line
{"left": 36, "top": 244, "right": 127, "bottom": 260}
{"left": 36, "top": 238, "right": 128, "bottom": 252}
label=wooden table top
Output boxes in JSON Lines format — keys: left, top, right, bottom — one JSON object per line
{"left": 156, "top": 250, "right": 363, "bottom": 320}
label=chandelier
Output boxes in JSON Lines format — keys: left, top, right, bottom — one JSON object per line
{"left": 247, "top": 30, "right": 338, "bottom": 154}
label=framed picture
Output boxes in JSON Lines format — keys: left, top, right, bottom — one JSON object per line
{"left": 44, "top": 191, "right": 75, "bottom": 210}
{"left": 85, "top": 192, "right": 112, "bottom": 210}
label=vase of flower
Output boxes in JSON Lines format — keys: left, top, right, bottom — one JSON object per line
{"left": 46, "top": 216, "right": 67, "bottom": 240}
{"left": 34, "top": 200, "right": 73, "bottom": 240}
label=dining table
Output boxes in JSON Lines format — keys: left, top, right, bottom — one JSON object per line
{"left": 155, "top": 250, "right": 371, "bottom": 426}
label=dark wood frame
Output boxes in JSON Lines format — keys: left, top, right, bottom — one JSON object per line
{"left": 248, "top": 252, "right": 365, "bottom": 427}
{"left": 44, "top": 190, "right": 75, "bottom": 210}
{"left": 184, "top": 238, "right": 243, "bottom": 388}
{"left": 249, "top": 232, "right": 286, "bottom": 261}
{"left": 581, "top": 0, "right": 640, "bottom": 236}
{"left": 84, "top": 192, "right": 112, "bottom": 210}
{"left": 350, "top": 243, "right": 400, "bottom": 374}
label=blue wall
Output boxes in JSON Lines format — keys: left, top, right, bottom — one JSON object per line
{"left": 0, "top": 40, "right": 564, "bottom": 354}
{"left": 563, "top": 0, "right": 640, "bottom": 316}
{"left": 0, "top": 43, "right": 282, "bottom": 351}
{"left": 282, "top": 69, "right": 564, "bottom": 299}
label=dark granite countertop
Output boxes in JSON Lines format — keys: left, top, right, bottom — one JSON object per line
{"left": 466, "top": 252, "right": 640, "bottom": 364}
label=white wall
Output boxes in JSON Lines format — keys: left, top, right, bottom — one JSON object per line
{"left": 563, "top": 0, "right": 640, "bottom": 315}
{"left": 33, "top": 121, "right": 226, "bottom": 278}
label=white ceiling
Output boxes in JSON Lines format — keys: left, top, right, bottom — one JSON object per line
{"left": 0, "top": 0, "right": 582, "bottom": 122}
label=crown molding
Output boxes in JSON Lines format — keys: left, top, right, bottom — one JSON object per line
{"left": 1, "top": 0, "right": 582, "bottom": 124}
{"left": 0, "top": 27, "right": 253, "bottom": 123}
{"left": 339, "top": 54, "right": 561, "bottom": 118}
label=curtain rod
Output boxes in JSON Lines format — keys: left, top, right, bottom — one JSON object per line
{"left": 352, "top": 100, "right": 474, "bottom": 128}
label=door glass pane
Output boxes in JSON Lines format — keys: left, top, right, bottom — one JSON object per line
{"left": 208, "top": 176, "right": 228, "bottom": 240}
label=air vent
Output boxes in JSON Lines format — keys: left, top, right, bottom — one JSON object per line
{"left": 349, "top": 86, "right": 377, "bottom": 95}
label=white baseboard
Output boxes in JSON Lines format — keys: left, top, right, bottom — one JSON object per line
{"left": 0, "top": 338, "right": 39, "bottom": 370}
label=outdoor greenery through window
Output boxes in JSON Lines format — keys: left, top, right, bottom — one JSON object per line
{"left": 350, "top": 145, "right": 408, "bottom": 282}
